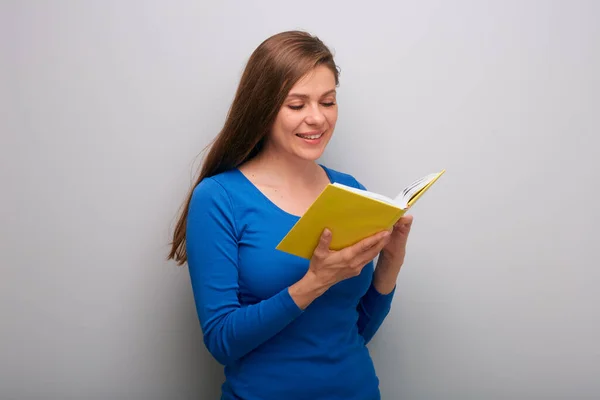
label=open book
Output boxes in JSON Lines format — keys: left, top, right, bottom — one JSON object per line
{"left": 276, "top": 169, "right": 445, "bottom": 259}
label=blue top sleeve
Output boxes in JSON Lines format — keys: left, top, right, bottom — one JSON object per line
{"left": 352, "top": 178, "right": 396, "bottom": 343}
{"left": 356, "top": 281, "right": 395, "bottom": 343}
{"left": 186, "top": 178, "right": 304, "bottom": 365}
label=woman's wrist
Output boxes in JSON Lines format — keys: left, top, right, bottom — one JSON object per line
{"left": 373, "top": 252, "right": 403, "bottom": 294}
{"left": 379, "top": 249, "right": 405, "bottom": 268}
{"left": 288, "top": 270, "right": 330, "bottom": 310}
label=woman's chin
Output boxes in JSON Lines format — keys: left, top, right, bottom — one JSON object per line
{"left": 292, "top": 137, "right": 329, "bottom": 161}
{"left": 294, "top": 147, "right": 327, "bottom": 162}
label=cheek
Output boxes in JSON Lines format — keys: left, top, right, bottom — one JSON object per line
{"left": 326, "top": 108, "right": 338, "bottom": 127}
{"left": 278, "top": 110, "right": 304, "bottom": 133}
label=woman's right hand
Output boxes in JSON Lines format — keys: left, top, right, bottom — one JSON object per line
{"left": 289, "top": 228, "right": 391, "bottom": 309}
{"left": 307, "top": 228, "right": 391, "bottom": 288}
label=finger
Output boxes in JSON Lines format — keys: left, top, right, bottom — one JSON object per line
{"left": 357, "top": 230, "right": 390, "bottom": 253}
{"left": 354, "top": 235, "right": 391, "bottom": 266}
{"left": 395, "top": 215, "right": 413, "bottom": 229}
{"left": 313, "top": 228, "right": 332, "bottom": 258}
{"left": 336, "top": 231, "right": 382, "bottom": 262}
{"left": 395, "top": 214, "right": 413, "bottom": 225}
{"left": 344, "top": 230, "right": 389, "bottom": 261}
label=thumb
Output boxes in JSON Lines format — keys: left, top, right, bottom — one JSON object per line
{"left": 315, "top": 228, "right": 332, "bottom": 254}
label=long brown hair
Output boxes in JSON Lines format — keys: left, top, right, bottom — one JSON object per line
{"left": 168, "top": 31, "right": 340, "bottom": 265}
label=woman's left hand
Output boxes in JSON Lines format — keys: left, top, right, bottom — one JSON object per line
{"left": 380, "top": 214, "right": 413, "bottom": 267}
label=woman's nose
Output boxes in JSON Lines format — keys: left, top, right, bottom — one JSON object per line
{"left": 305, "top": 104, "right": 325, "bottom": 125}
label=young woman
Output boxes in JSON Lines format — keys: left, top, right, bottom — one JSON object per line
{"left": 169, "top": 31, "right": 413, "bottom": 400}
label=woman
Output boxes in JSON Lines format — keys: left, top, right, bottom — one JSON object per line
{"left": 169, "top": 31, "right": 413, "bottom": 400}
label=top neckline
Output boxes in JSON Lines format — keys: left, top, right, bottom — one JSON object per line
{"left": 233, "top": 164, "right": 334, "bottom": 219}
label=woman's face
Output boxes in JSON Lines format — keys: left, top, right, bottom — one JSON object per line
{"left": 267, "top": 65, "right": 338, "bottom": 162}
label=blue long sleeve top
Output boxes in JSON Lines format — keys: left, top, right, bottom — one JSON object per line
{"left": 186, "top": 165, "right": 395, "bottom": 400}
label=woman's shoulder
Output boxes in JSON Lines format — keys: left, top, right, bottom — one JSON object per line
{"left": 187, "top": 170, "right": 248, "bottom": 236}
{"left": 320, "top": 164, "right": 367, "bottom": 190}
{"left": 190, "top": 169, "right": 245, "bottom": 207}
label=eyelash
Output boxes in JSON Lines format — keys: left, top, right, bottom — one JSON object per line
{"left": 288, "top": 102, "right": 336, "bottom": 111}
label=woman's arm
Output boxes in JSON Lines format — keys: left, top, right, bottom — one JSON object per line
{"left": 356, "top": 259, "right": 396, "bottom": 344}
{"left": 187, "top": 178, "right": 322, "bottom": 365}
{"left": 356, "top": 217, "right": 411, "bottom": 343}
{"left": 351, "top": 178, "right": 403, "bottom": 343}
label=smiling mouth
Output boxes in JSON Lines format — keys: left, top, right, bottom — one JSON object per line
{"left": 296, "top": 132, "right": 324, "bottom": 139}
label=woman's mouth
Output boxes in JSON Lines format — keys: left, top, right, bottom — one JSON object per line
{"left": 296, "top": 131, "right": 324, "bottom": 140}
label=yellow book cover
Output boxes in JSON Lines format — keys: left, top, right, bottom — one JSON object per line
{"left": 276, "top": 169, "right": 445, "bottom": 259}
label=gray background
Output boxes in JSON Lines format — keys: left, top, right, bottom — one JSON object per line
{"left": 2, "top": 1, "right": 598, "bottom": 399}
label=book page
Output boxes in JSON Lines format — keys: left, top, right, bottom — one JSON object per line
{"left": 332, "top": 183, "right": 397, "bottom": 205}
{"left": 333, "top": 170, "right": 443, "bottom": 209}
{"left": 394, "top": 172, "right": 440, "bottom": 207}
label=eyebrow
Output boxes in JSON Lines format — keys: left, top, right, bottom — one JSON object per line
{"left": 287, "top": 89, "right": 337, "bottom": 99}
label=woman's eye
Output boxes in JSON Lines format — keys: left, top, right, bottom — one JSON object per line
{"left": 288, "top": 101, "right": 335, "bottom": 110}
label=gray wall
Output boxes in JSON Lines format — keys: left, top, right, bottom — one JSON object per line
{"left": 2, "top": 1, "right": 598, "bottom": 399}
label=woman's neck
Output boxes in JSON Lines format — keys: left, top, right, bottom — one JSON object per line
{"left": 244, "top": 149, "right": 325, "bottom": 189}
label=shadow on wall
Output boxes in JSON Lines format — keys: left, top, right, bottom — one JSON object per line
{"left": 154, "top": 257, "right": 225, "bottom": 399}
{"left": 177, "top": 272, "right": 225, "bottom": 398}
